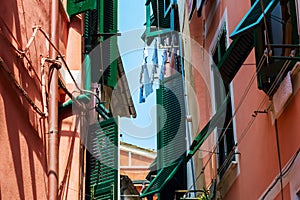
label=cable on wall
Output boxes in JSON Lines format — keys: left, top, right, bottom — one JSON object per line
{"left": 261, "top": 148, "right": 300, "bottom": 199}
{"left": 187, "top": 47, "right": 295, "bottom": 192}
{"left": 0, "top": 57, "right": 45, "bottom": 117}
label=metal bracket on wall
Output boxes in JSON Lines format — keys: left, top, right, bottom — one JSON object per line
{"left": 252, "top": 110, "right": 268, "bottom": 117}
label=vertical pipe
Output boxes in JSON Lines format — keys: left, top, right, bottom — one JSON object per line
{"left": 48, "top": 0, "right": 59, "bottom": 199}
{"left": 274, "top": 119, "right": 284, "bottom": 200}
{"left": 179, "top": 32, "right": 196, "bottom": 194}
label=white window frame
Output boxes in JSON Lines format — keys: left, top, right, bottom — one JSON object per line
{"left": 208, "top": 9, "right": 239, "bottom": 182}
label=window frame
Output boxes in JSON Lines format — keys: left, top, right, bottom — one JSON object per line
{"left": 209, "top": 14, "right": 239, "bottom": 181}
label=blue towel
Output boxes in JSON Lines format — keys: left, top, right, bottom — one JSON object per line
{"left": 139, "top": 85, "right": 145, "bottom": 103}
{"left": 144, "top": 65, "right": 153, "bottom": 97}
{"left": 152, "top": 40, "right": 158, "bottom": 72}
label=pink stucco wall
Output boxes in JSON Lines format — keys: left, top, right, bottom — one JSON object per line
{"left": 0, "top": 1, "right": 83, "bottom": 199}
{"left": 188, "top": 0, "right": 300, "bottom": 199}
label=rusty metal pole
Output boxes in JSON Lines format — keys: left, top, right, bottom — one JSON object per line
{"left": 48, "top": 0, "right": 59, "bottom": 199}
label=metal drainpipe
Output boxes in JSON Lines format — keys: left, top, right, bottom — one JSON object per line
{"left": 179, "top": 33, "right": 197, "bottom": 193}
{"left": 48, "top": 0, "right": 59, "bottom": 199}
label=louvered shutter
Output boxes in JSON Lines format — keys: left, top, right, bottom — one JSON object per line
{"left": 86, "top": 117, "right": 119, "bottom": 200}
{"left": 150, "top": 0, "right": 171, "bottom": 28}
{"left": 100, "top": 0, "right": 118, "bottom": 88}
{"left": 83, "top": 0, "right": 118, "bottom": 87}
{"left": 157, "top": 73, "right": 186, "bottom": 168}
{"left": 140, "top": 73, "right": 187, "bottom": 198}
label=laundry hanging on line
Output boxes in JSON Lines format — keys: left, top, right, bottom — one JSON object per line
{"left": 159, "top": 49, "right": 168, "bottom": 82}
{"left": 139, "top": 42, "right": 162, "bottom": 104}
{"left": 139, "top": 47, "right": 149, "bottom": 103}
{"left": 139, "top": 62, "right": 152, "bottom": 103}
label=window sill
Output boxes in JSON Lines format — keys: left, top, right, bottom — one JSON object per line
{"left": 217, "top": 161, "right": 239, "bottom": 197}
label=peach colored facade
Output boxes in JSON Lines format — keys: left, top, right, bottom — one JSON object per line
{"left": 120, "top": 142, "right": 156, "bottom": 193}
{"left": 0, "top": 1, "right": 84, "bottom": 199}
{"left": 183, "top": 0, "right": 300, "bottom": 199}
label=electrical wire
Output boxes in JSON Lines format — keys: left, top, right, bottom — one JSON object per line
{"left": 29, "top": 27, "right": 102, "bottom": 104}
{"left": 188, "top": 47, "right": 294, "bottom": 191}
{"left": 205, "top": 54, "right": 267, "bottom": 176}
{"left": 0, "top": 22, "right": 105, "bottom": 115}
{"left": 0, "top": 57, "right": 45, "bottom": 117}
{"left": 218, "top": 53, "right": 293, "bottom": 175}
{"left": 260, "top": 0, "right": 271, "bottom": 51}
{"left": 187, "top": 0, "right": 296, "bottom": 194}
{"left": 0, "top": 16, "right": 42, "bottom": 85}
{"left": 261, "top": 148, "right": 300, "bottom": 200}
{"left": 186, "top": 53, "right": 267, "bottom": 191}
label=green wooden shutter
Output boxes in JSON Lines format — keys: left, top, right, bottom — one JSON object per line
{"left": 83, "top": 0, "right": 118, "bottom": 87}
{"left": 141, "top": 73, "right": 186, "bottom": 198}
{"left": 100, "top": 0, "right": 118, "bottom": 88}
{"left": 150, "top": 0, "right": 171, "bottom": 29}
{"left": 67, "top": 0, "right": 97, "bottom": 16}
{"left": 140, "top": 158, "right": 184, "bottom": 198}
{"left": 83, "top": 9, "right": 99, "bottom": 89}
{"left": 230, "top": 0, "right": 279, "bottom": 39}
{"left": 157, "top": 73, "right": 186, "bottom": 168}
{"left": 142, "top": 0, "right": 176, "bottom": 45}
{"left": 217, "top": 32, "right": 254, "bottom": 84}
{"left": 86, "top": 117, "right": 119, "bottom": 200}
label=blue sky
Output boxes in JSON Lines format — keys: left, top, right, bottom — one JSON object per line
{"left": 118, "top": 0, "right": 159, "bottom": 150}
{"left": 118, "top": 0, "right": 146, "bottom": 32}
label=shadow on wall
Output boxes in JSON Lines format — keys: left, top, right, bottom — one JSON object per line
{"left": 0, "top": 0, "right": 49, "bottom": 199}
{"left": 58, "top": 117, "right": 80, "bottom": 199}
{"left": 0, "top": 68, "right": 47, "bottom": 200}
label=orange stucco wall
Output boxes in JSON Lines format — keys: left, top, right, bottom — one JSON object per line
{"left": 0, "top": 0, "right": 50, "bottom": 199}
{"left": 187, "top": 0, "right": 300, "bottom": 199}
{"left": 0, "top": 1, "right": 83, "bottom": 199}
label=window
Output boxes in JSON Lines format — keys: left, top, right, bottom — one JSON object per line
{"left": 211, "top": 26, "right": 236, "bottom": 178}
{"left": 254, "top": 0, "right": 299, "bottom": 96}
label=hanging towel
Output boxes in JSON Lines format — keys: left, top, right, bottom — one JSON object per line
{"left": 152, "top": 39, "right": 158, "bottom": 72}
{"left": 139, "top": 65, "right": 152, "bottom": 102}
{"left": 159, "top": 50, "right": 168, "bottom": 81}
{"left": 139, "top": 85, "right": 145, "bottom": 103}
{"left": 144, "top": 64, "right": 153, "bottom": 97}
{"left": 149, "top": 39, "right": 158, "bottom": 92}
{"left": 139, "top": 47, "right": 148, "bottom": 103}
